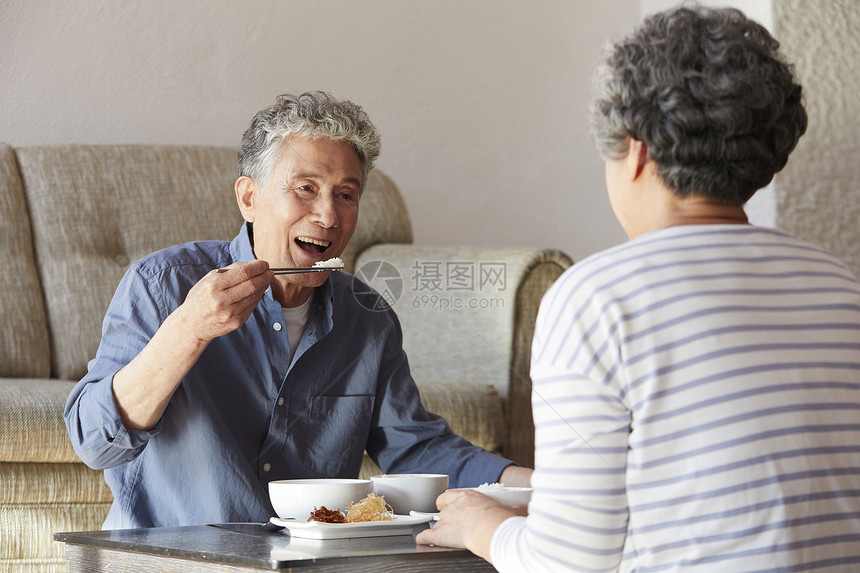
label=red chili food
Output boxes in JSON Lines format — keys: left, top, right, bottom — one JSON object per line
{"left": 308, "top": 506, "right": 345, "bottom": 523}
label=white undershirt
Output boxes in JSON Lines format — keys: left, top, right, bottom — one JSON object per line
{"left": 281, "top": 296, "right": 312, "bottom": 363}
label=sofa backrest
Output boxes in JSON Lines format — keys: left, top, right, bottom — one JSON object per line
{"left": 5, "top": 144, "right": 411, "bottom": 381}
{"left": 0, "top": 144, "right": 51, "bottom": 378}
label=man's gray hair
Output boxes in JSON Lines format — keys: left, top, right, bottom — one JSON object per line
{"left": 238, "top": 91, "right": 381, "bottom": 188}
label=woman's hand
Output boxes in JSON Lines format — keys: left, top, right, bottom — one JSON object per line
{"left": 415, "top": 489, "right": 520, "bottom": 563}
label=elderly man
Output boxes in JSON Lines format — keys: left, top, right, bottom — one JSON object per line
{"left": 65, "top": 92, "right": 530, "bottom": 529}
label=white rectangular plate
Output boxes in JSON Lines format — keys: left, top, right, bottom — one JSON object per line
{"left": 409, "top": 510, "right": 440, "bottom": 521}
{"left": 269, "top": 514, "right": 433, "bottom": 540}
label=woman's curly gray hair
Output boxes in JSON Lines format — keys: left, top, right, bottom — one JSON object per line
{"left": 238, "top": 91, "right": 381, "bottom": 188}
{"left": 590, "top": 5, "right": 807, "bottom": 203}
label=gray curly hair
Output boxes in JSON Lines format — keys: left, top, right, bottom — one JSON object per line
{"left": 238, "top": 91, "right": 381, "bottom": 188}
{"left": 590, "top": 5, "right": 807, "bottom": 203}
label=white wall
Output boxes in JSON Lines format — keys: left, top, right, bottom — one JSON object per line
{"left": 1, "top": 0, "right": 637, "bottom": 263}
{"left": 774, "top": 0, "right": 860, "bottom": 278}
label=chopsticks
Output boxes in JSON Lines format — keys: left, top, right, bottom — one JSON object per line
{"left": 271, "top": 267, "right": 344, "bottom": 275}
{"left": 215, "top": 267, "right": 344, "bottom": 275}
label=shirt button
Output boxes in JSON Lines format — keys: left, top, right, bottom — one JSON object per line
{"left": 277, "top": 397, "right": 285, "bottom": 406}
{"left": 263, "top": 463, "right": 271, "bottom": 472}
{"left": 273, "top": 322, "right": 282, "bottom": 331}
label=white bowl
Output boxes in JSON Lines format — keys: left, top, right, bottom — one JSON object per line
{"left": 268, "top": 478, "right": 372, "bottom": 519}
{"left": 468, "top": 484, "right": 533, "bottom": 506}
{"left": 370, "top": 474, "right": 449, "bottom": 514}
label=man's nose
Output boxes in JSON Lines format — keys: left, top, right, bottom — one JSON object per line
{"left": 310, "top": 192, "right": 338, "bottom": 228}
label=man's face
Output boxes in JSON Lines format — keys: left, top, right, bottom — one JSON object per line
{"left": 236, "top": 136, "right": 362, "bottom": 291}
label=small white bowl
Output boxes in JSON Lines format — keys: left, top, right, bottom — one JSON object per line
{"left": 370, "top": 474, "right": 449, "bottom": 514}
{"left": 268, "top": 478, "right": 372, "bottom": 520}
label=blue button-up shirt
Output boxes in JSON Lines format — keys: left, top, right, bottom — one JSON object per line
{"left": 65, "top": 224, "right": 512, "bottom": 529}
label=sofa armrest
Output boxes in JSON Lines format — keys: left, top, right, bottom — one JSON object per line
{"left": 354, "top": 244, "right": 572, "bottom": 467}
{"left": 0, "top": 379, "right": 81, "bottom": 463}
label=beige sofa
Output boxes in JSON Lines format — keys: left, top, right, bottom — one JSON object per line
{"left": 0, "top": 143, "right": 572, "bottom": 572}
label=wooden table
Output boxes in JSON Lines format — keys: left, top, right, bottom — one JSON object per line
{"left": 54, "top": 523, "right": 496, "bottom": 572}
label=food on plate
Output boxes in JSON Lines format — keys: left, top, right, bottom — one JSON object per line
{"left": 313, "top": 257, "right": 343, "bottom": 268}
{"left": 473, "top": 482, "right": 533, "bottom": 506}
{"left": 345, "top": 492, "right": 396, "bottom": 523}
{"left": 476, "top": 482, "right": 504, "bottom": 491}
{"left": 308, "top": 506, "right": 346, "bottom": 523}
{"left": 305, "top": 493, "right": 395, "bottom": 523}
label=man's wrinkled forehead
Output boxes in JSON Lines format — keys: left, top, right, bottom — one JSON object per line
{"left": 272, "top": 136, "right": 365, "bottom": 193}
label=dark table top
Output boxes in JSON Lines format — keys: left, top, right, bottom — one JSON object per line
{"left": 54, "top": 522, "right": 483, "bottom": 570}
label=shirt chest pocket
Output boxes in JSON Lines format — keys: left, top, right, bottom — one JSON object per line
{"left": 310, "top": 395, "right": 375, "bottom": 420}
{"left": 301, "top": 395, "right": 376, "bottom": 476}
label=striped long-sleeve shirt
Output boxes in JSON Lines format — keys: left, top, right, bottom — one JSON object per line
{"left": 490, "top": 225, "right": 860, "bottom": 572}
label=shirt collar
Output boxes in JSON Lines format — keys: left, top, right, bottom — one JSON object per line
{"left": 229, "top": 222, "right": 257, "bottom": 264}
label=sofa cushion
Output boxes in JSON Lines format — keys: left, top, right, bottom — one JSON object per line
{"left": 0, "top": 462, "right": 111, "bottom": 572}
{"left": 0, "top": 144, "right": 51, "bottom": 378}
{"left": 0, "top": 379, "right": 82, "bottom": 463}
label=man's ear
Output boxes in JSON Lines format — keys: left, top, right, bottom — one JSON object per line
{"left": 235, "top": 176, "right": 257, "bottom": 222}
{"left": 627, "top": 138, "right": 650, "bottom": 180}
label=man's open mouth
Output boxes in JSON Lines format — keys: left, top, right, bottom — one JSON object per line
{"left": 295, "top": 236, "right": 331, "bottom": 254}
